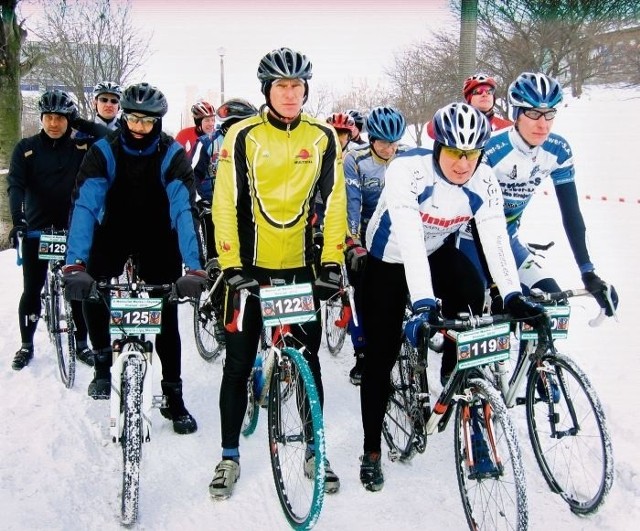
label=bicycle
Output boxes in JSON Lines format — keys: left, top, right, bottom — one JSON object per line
{"left": 383, "top": 310, "right": 529, "bottom": 531}
{"left": 229, "top": 280, "right": 326, "bottom": 530}
{"left": 484, "top": 287, "right": 614, "bottom": 515}
{"left": 192, "top": 257, "right": 226, "bottom": 362}
{"left": 21, "top": 228, "right": 77, "bottom": 388}
{"left": 89, "top": 271, "right": 184, "bottom": 526}
{"left": 196, "top": 198, "right": 214, "bottom": 262}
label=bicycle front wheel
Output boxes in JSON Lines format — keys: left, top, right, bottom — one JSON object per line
{"left": 52, "top": 277, "right": 76, "bottom": 389}
{"left": 267, "top": 347, "right": 325, "bottom": 530}
{"left": 525, "top": 352, "right": 613, "bottom": 514}
{"left": 193, "top": 263, "right": 225, "bottom": 362}
{"left": 121, "top": 358, "right": 144, "bottom": 526}
{"left": 382, "top": 339, "right": 428, "bottom": 462}
{"left": 454, "top": 377, "right": 528, "bottom": 531}
{"left": 323, "top": 299, "right": 347, "bottom": 356}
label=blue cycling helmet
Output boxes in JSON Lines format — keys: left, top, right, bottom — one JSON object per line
{"left": 508, "top": 72, "right": 563, "bottom": 121}
{"left": 432, "top": 102, "right": 491, "bottom": 150}
{"left": 366, "top": 106, "right": 406, "bottom": 142}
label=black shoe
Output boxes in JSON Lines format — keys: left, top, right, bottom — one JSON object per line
{"left": 349, "top": 350, "right": 365, "bottom": 386}
{"left": 360, "top": 451, "right": 384, "bottom": 492}
{"left": 88, "top": 377, "right": 110, "bottom": 399}
{"left": 160, "top": 380, "right": 198, "bottom": 434}
{"left": 76, "top": 346, "right": 95, "bottom": 367}
{"left": 12, "top": 347, "right": 33, "bottom": 371}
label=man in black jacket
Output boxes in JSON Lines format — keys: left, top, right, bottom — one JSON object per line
{"left": 62, "top": 82, "right": 207, "bottom": 435}
{"left": 7, "top": 89, "right": 109, "bottom": 371}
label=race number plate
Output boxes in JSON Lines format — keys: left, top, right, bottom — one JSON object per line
{"left": 454, "top": 322, "right": 511, "bottom": 370}
{"left": 110, "top": 298, "right": 163, "bottom": 334}
{"left": 260, "top": 283, "right": 316, "bottom": 327}
{"left": 38, "top": 233, "right": 67, "bottom": 260}
{"left": 521, "top": 305, "right": 571, "bottom": 340}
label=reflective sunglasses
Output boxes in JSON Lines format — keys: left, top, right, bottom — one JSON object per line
{"left": 441, "top": 145, "right": 483, "bottom": 161}
{"left": 471, "top": 86, "right": 495, "bottom": 96}
{"left": 123, "top": 113, "right": 158, "bottom": 126}
{"left": 522, "top": 108, "right": 557, "bottom": 121}
{"left": 98, "top": 96, "right": 119, "bottom": 104}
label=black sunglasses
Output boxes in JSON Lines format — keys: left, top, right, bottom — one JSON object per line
{"left": 98, "top": 96, "right": 119, "bottom": 104}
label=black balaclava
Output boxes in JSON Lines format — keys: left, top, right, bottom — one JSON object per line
{"left": 120, "top": 116, "right": 162, "bottom": 152}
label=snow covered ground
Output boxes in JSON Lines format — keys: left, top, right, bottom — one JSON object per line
{"left": 1, "top": 85, "right": 639, "bottom": 530}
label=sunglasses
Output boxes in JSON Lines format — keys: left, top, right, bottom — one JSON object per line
{"left": 522, "top": 108, "right": 557, "bottom": 121}
{"left": 471, "top": 86, "right": 495, "bottom": 96}
{"left": 123, "top": 113, "right": 158, "bottom": 126}
{"left": 441, "top": 145, "right": 483, "bottom": 161}
{"left": 98, "top": 96, "right": 119, "bottom": 104}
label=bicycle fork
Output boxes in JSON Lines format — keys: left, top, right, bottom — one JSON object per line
{"left": 461, "top": 396, "right": 503, "bottom": 479}
{"left": 109, "top": 340, "right": 162, "bottom": 444}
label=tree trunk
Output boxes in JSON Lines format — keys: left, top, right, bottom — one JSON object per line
{"left": 0, "top": 1, "right": 24, "bottom": 246}
{"left": 459, "top": 0, "right": 478, "bottom": 86}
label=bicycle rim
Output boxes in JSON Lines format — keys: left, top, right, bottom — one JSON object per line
{"left": 268, "top": 347, "right": 325, "bottom": 529}
{"left": 193, "top": 292, "right": 224, "bottom": 362}
{"left": 382, "top": 340, "right": 427, "bottom": 461}
{"left": 323, "top": 300, "right": 346, "bottom": 355}
{"left": 525, "top": 353, "right": 613, "bottom": 514}
{"left": 121, "top": 359, "right": 143, "bottom": 526}
{"left": 454, "top": 378, "right": 528, "bottom": 531}
{"left": 52, "top": 280, "right": 76, "bottom": 389}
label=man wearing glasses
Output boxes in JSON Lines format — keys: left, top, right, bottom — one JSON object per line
{"left": 467, "top": 72, "right": 618, "bottom": 319}
{"left": 425, "top": 73, "right": 511, "bottom": 142}
{"left": 63, "top": 82, "right": 207, "bottom": 434}
{"left": 92, "top": 81, "right": 122, "bottom": 130}
{"left": 357, "top": 102, "right": 546, "bottom": 491}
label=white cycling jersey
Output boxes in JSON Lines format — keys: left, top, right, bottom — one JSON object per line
{"left": 366, "top": 147, "right": 521, "bottom": 306}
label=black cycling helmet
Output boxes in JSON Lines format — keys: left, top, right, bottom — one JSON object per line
{"left": 216, "top": 98, "right": 258, "bottom": 133}
{"left": 257, "top": 47, "right": 312, "bottom": 104}
{"left": 120, "top": 82, "right": 168, "bottom": 117}
{"left": 93, "top": 81, "right": 122, "bottom": 99}
{"left": 346, "top": 109, "right": 366, "bottom": 134}
{"left": 38, "top": 89, "right": 78, "bottom": 119}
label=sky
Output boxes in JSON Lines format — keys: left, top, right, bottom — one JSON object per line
{"left": 126, "top": 0, "right": 455, "bottom": 131}
{"left": 1, "top": 85, "right": 640, "bottom": 530}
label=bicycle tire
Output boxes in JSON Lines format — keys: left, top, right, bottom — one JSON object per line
{"left": 193, "top": 265, "right": 225, "bottom": 362}
{"left": 121, "top": 358, "right": 144, "bottom": 526}
{"left": 525, "top": 352, "right": 613, "bottom": 514}
{"left": 241, "top": 365, "right": 260, "bottom": 437}
{"left": 198, "top": 216, "right": 209, "bottom": 263}
{"left": 52, "top": 276, "right": 76, "bottom": 389}
{"left": 323, "top": 299, "right": 347, "bottom": 356}
{"left": 382, "top": 339, "right": 428, "bottom": 461}
{"left": 267, "top": 346, "right": 325, "bottom": 530}
{"left": 454, "top": 377, "right": 528, "bottom": 531}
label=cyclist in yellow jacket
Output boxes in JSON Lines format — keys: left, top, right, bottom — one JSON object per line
{"left": 208, "top": 47, "right": 347, "bottom": 500}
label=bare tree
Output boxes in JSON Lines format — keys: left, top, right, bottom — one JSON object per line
{"left": 466, "top": 0, "right": 640, "bottom": 96}
{"left": 385, "top": 32, "right": 461, "bottom": 146}
{"left": 0, "top": 0, "right": 38, "bottom": 247}
{"left": 25, "top": 0, "right": 152, "bottom": 117}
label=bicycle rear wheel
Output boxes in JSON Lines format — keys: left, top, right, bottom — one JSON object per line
{"left": 454, "top": 377, "right": 528, "bottom": 531}
{"left": 267, "top": 347, "right": 325, "bottom": 529}
{"left": 323, "top": 299, "right": 347, "bottom": 355}
{"left": 382, "top": 339, "right": 428, "bottom": 461}
{"left": 121, "top": 358, "right": 144, "bottom": 526}
{"left": 193, "top": 261, "right": 225, "bottom": 362}
{"left": 52, "top": 276, "right": 76, "bottom": 389}
{"left": 525, "top": 352, "right": 613, "bottom": 514}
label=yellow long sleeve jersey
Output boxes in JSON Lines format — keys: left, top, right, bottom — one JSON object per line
{"left": 212, "top": 111, "right": 347, "bottom": 270}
